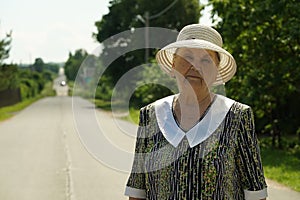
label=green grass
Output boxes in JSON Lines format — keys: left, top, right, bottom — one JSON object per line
{"left": 0, "top": 97, "right": 40, "bottom": 121}
{"left": 93, "top": 99, "right": 140, "bottom": 124}
{"left": 0, "top": 81, "right": 56, "bottom": 122}
{"left": 260, "top": 138, "right": 300, "bottom": 192}
{"left": 121, "top": 107, "right": 139, "bottom": 124}
{"left": 40, "top": 81, "right": 56, "bottom": 97}
{"left": 93, "top": 99, "right": 113, "bottom": 111}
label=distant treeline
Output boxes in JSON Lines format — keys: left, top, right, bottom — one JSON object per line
{"left": 0, "top": 59, "right": 60, "bottom": 107}
{"left": 1, "top": 31, "right": 60, "bottom": 106}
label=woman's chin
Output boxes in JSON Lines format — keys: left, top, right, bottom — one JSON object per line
{"left": 182, "top": 78, "right": 207, "bottom": 91}
{"left": 186, "top": 77, "right": 205, "bottom": 85}
{"left": 186, "top": 76, "right": 201, "bottom": 81}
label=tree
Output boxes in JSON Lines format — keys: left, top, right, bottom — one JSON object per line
{"left": 0, "top": 31, "right": 17, "bottom": 91}
{"left": 32, "top": 58, "right": 45, "bottom": 72}
{"left": 209, "top": 0, "right": 300, "bottom": 147}
{"left": 94, "top": 0, "right": 201, "bottom": 43}
{"left": 0, "top": 31, "right": 12, "bottom": 65}
{"left": 0, "top": 32, "right": 55, "bottom": 102}
{"left": 64, "top": 49, "right": 88, "bottom": 81}
{"left": 0, "top": 64, "right": 19, "bottom": 91}
{"left": 44, "top": 62, "right": 60, "bottom": 74}
{"left": 93, "top": 0, "right": 201, "bottom": 103}
{"left": 131, "top": 59, "right": 178, "bottom": 108}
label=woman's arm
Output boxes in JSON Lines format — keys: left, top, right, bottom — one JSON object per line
{"left": 129, "top": 197, "right": 265, "bottom": 200}
{"left": 236, "top": 106, "right": 268, "bottom": 200}
{"left": 129, "top": 197, "right": 145, "bottom": 200}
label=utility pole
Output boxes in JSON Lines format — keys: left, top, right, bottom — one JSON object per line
{"left": 136, "top": 0, "right": 179, "bottom": 64}
{"left": 144, "top": 11, "right": 149, "bottom": 63}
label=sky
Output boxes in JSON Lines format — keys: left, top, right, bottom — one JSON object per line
{"left": 0, "top": 0, "right": 213, "bottom": 64}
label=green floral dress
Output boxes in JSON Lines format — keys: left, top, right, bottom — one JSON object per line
{"left": 125, "top": 94, "right": 267, "bottom": 200}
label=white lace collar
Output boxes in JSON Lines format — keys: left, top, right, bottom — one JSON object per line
{"left": 154, "top": 94, "right": 235, "bottom": 148}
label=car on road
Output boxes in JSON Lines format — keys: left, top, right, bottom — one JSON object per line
{"left": 60, "top": 81, "right": 67, "bottom": 86}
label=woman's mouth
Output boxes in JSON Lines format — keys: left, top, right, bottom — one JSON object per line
{"left": 185, "top": 74, "right": 201, "bottom": 79}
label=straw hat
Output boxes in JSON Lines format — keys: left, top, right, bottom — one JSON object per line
{"left": 155, "top": 24, "right": 236, "bottom": 85}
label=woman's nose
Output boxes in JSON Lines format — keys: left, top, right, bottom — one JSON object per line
{"left": 190, "top": 65, "right": 197, "bottom": 71}
{"left": 189, "top": 59, "right": 201, "bottom": 69}
{"left": 189, "top": 64, "right": 203, "bottom": 74}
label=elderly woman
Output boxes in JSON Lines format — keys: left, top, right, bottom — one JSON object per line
{"left": 125, "top": 24, "right": 268, "bottom": 200}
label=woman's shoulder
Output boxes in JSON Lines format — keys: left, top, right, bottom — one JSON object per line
{"left": 218, "top": 95, "right": 251, "bottom": 111}
{"left": 140, "top": 94, "right": 175, "bottom": 112}
{"left": 220, "top": 96, "right": 253, "bottom": 120}
{"left": 138, "top": 95, "right": 175, "bottom": 125}
{"left": 233, "top": 100, "right": 251, "bottom": 111}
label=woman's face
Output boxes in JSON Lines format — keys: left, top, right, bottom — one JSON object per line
{"left": 172, "top": 48, "right": 219, "bottom": 93}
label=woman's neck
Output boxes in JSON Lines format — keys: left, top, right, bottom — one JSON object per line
{"left": 177, "top": 91, "right": 214, "bottom": 107}
{"left": 173, "top": 91, "right": 215, "bottom": 132}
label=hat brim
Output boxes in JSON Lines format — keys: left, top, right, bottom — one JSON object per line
{"left": 156, "top": 39, "right": 236, "bottom": 85}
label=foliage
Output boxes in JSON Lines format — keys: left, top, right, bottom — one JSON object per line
{"left": 19, "top": 69, "right": 39, "bottom": 99}
{"left": 0, "top": 96, "right": 39, "bottom": 121}
{"left": 131, "top": 62, "right": 178, "bottom": 108}
{"left": 96, "top": 0, "right": 198, "bottom": 51}
{"left": 0, "top": 31, "right": 54, "bottom": 106}
{"left": 39, "top": 81, "right": 56, "bottom": 97}
{"left": 260, "top": 137, "right": 300, "bottom": 191}
{"left": 64, "top": 49, "right": 88, "bottom": 81}
{"left": 95, "top": 75, "right": 113, "bottom": 101}
{"left": 121, "top": 107, "right": 140, "bottom": 124}
{"left": 68, "top": 54, "right": 105, "bottom": 98}
{"left": 94, "top": 0, "right": 201, "bottom": 43}
{"left": 44, "top": 62, "right": 60, "bottom": 74}
{"left": 16, "top": 58, "right": 58, "bottom": 99}
{"left": 0, "top": 81, "right": 55, "bottom": 121}
{"left": 0, "top": 32, "right": 17, "bottom": 92}
{"left": 0, "top": 64, "right": 19, "bottom": 91}
{"left": 17, "top": 67, "right": 55, "bottom": 100}
{"left": 20, "top": 61, "right": 60, "bottom": 74}
{"left": 209, "top": 0, "right": 300, "bottom": 147}
{"left": 33, "top": 58, "right": 45, "bottom": 72}
{"left": 42, "top": 70, "right": 54, "bottom": 82}
{"left": 0, "top": 31, "right": 12, "bottom": 64}
{"left": 93, "top": 0, "right": 201, "bottom": 107}
{"left": 93, "top": 98, "right": 113, "bottom": 110}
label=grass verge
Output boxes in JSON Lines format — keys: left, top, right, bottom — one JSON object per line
{"left": 0, "top": 97, "right": 40, "bottom": 121}
{"left": 0, "top": 81, "right": 56, "bottom": 122}
{"left": 94, "top": 99, "right": 140, "bottom": 124}
{"left": 121, "top": 107, "right": 139, "bottom": 124}
{"left": 93, "top": 99, "right": 113, "bottom": 111}
{"left": 260, "top": 137, "right": 300, "bottom": 192}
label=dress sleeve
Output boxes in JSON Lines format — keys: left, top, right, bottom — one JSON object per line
{"left": 124, "top": 107, "right": 148, "bottom": 199}
{"left": 236, "top": 106, "right": 268, "bottom": 200}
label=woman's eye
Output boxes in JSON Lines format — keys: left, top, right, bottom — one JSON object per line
{"left": 183, "top": 54, "right": 192, "bottom": 60}
{"left": 201, "top": 58, "right": 212, "bottom": 64}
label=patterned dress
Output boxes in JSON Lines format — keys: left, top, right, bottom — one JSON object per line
{"left": 125, "top": 94, "right": 268, "bottom": 200}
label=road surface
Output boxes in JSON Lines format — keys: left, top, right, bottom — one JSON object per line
{"left": 0, "top": 96, "right": 137, "bottom": 200}
{"left": 0, "top": 83, "right": 299, "bottom": 199}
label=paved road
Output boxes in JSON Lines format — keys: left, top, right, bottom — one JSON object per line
{"left": 266, "top": 179, "right": 300, "bottom": 200}
{"left": 0, "top": 96, "right": 135, "bottom": 200}
{"left": 0, "top": 95, "right": 299, "bottom": 199}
